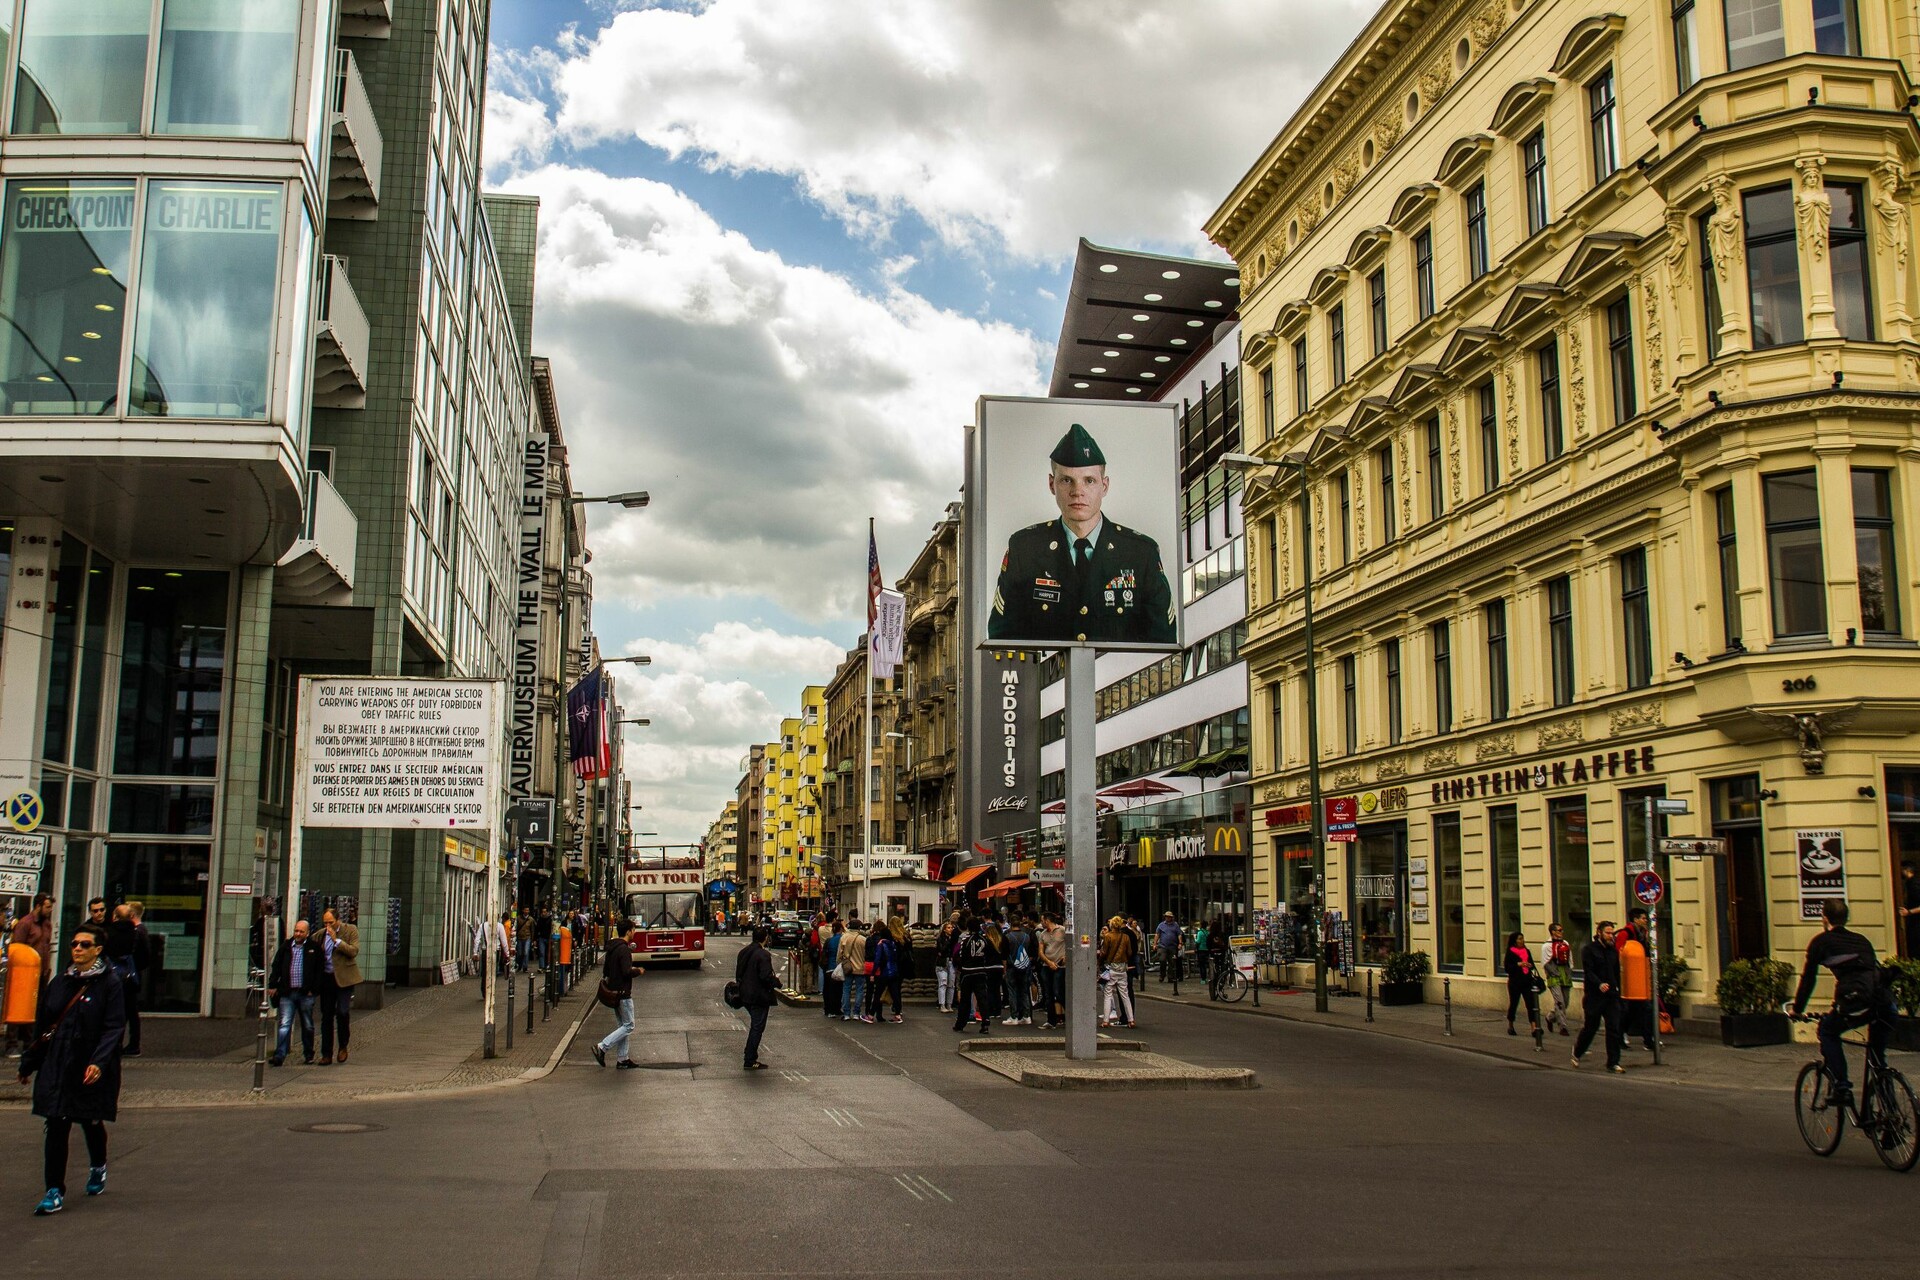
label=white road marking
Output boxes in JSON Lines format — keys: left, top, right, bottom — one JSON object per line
{"left": 892, "top": 1174, "right": 923, "bottom": 1201}
{"left": 780, "top": 1069, "right": 810, "bottom": 1083}
{"left": 823, "top": 1107, "right": 862, "bottom": 1128}
{"left": 909, "top": 1175, "right": 952, "bottom": 1202}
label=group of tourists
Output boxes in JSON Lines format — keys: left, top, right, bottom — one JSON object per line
{"left": 1497, "top": 909, "right": 1663, "bottom": 1071}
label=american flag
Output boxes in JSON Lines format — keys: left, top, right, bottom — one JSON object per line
{"left": 566, "top": 666, "right": 612, "bottom": 779}
{"left": 867, "top": 524, "right": 882, "bottom": 631}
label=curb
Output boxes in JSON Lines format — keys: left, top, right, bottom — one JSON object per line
{"left": 958, "top": 1035, "right": 1258, "bottom": 1091}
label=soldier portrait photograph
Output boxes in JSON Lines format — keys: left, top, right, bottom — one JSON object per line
{"left": 981, "top": 415, "right": 1177, "bottom": 647}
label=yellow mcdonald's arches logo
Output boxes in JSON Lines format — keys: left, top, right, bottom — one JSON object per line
{"left": 1138, "top": 836, "right": 1153, "bottom": 868}
{"left": 1211, "top": 825, "right": 1243, "bottom": 853}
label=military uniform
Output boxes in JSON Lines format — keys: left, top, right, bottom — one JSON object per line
{"left": 989, "top": 518, "right": 1176, "bottom": 644}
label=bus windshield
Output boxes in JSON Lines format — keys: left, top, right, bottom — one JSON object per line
{"left": 627, "top": 892, "right": 707, "bottom": 930}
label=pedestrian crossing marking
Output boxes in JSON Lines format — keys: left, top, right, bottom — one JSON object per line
{"left": 823, "top": 1107, "right": 862, "bottom": 1128}
{"left": 893, "top": 1174, "right": 950, "bottom": 1202}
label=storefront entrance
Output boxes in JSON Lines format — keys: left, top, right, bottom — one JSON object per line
{"left": 103, "top": 841, "right": 209, "bottom": 1013}
{"left": 1889, "top": 767, "right": 1920, "bottom": 958}
{"left": 1711, "top": 775, "right": 1770, "bottom": 964}
{"left": 1347, "top": 821, "right": 1407, "bottom": 966}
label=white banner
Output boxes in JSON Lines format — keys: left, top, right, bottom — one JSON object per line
{"left": 296, "top": 679, "right": 500, "bottom": 830}
{"left": 871, "top": 588, "right": 906, "bottom": 678}
{"left": 508, "top": 430, "right": 548, "bottom": 802}
{"left": 848, "top": 848, "right": 922, "bottom": 879}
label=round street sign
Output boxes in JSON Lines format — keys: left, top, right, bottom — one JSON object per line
{"left": 1633, "top": 869, "right": 1665, "bottom": 906}
{"left": 5, "top": 790, "right": 42, "bottom": 834}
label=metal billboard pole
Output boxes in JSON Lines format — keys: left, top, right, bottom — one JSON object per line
{"left": 1064, "top": 643, "right": 1099, "bottom": 1060}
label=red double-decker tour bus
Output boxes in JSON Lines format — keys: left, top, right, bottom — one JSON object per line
{"left": 622, "top": 867, "right": 708, "bottom": 967}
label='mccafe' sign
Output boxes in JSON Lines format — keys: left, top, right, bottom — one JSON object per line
{"left": 974, "top": 651, "right": 1039, "bottom": 842}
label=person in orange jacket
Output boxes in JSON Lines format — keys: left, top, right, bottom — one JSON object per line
{"left": 1615, "top": 907, "right": 1656, "bottom": 1050}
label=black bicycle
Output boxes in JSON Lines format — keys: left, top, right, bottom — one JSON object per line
{"left": 1792, "top": 1014, "right": 1918, "bottom": 1172}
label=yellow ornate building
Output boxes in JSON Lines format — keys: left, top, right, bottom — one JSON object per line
{"left": 759, "top": 686, "right": 828, "bottom": 908}
{"left": 1210, "top": 0, "right": 1920, "bottom": 1008}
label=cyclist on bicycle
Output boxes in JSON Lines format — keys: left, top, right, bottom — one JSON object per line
{"left": 1790, "top": 899, "right": 1894, "bottom": 1110}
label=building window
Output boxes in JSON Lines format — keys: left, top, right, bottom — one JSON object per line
{"left": 1485, "top": 598, "right": 1510, "bottom": 721}
{"left": 1465, "top": 182, "right": 1489, "bottom": 279}
{"left": 1763, "top": 469, "right": 1827, "bottom": 637}
{"left": 1336, "top": 470, "right": 1352, "bottom": 564}
{"left": 1490, "top": 804, "right": 1521, "bottom": 968}
{"left": 1547, "top": 575, "right": 1575, "bottom": 707}
{"left": 1384, "top": 638, "right": 1403, "bottom": 746}
{"left": 1715, "top": 486, "right": 1743, "bottom": 650}
{"left": 1673, "top": 0, "right": 1700, "bottom": 90}
{"left": 1549, "top": 796, "right": 1593, "bottom": 948}
{"left": 1378, "top": 445, "right": 1397, "bottom": 542}
{"left": 0, "top": 180, "right": 134, "bottom": 414}
{"left": 1537, "top": 339, "right": 1564, "bottom": 460}
{"left": 115, "top": 569, "right": 230, "bottom": 776}
{"left": 1725, "top": 0, "right": 1785, "bottom": 69}
{"left": 1606, "top": 294, "right": 1637, "bottom": 423}
{"left": 1368, "top": 268, "right": 1388, "bottom": 356}
{"left": 1478, "top": 379, "right": 1500, "bottom": 491}
{"left": 1812, "top": 0, "right": 1859, "bottom": 55}
{"left": 1329, "top": 304, "right": 1347, "bottom": 387}
{"left": 1292, "top": 337, "right": 1308, "bottom": 415}
{"left": 1523, "top": 128, "right": 1549, "bottom": 236}
{"left": 1431, "top": 619, "right": 1453, "bottom": 733}
{"left": 1258, "top": 367, "right": 1275, "bottom": 440}
{"left": 1588, "top": 68, "right": 1619, "bottom": 182}
{"left": 13, "top": 0, "right": 150, "bottom": 135}
{"left": 1268, "top": 680, "right": 1284, "bottom": 766}
{"left": 1698, "top": 210, "right": 1724, "bottom": 360}
{"left": 1425, "top": 417, "right": 1444, "bottom": 521}
{"left": 131, "top": 181, "right": 285, "bottom": 420}
{"left": 1414, "top": 227, "right": 1436, "bottom": 319}
{"left": 1340, "top": 654, "right": 1358, "bottom": 755}
{"left": 156, "top": 0, "right": 303, "bottom": 139}
{"left": 1434, "top": 812, "right": 1465, "bottom": 972}
{"left": 1620, "top": 547, "right": 1653, "bottom": 688}
{"left": 1829, "top": 183, "right": 1873, "bottom": 341}
{"left": 1745, "top": 185, "right": 1802, "bottom": 348}
{"left": 1853, "top": 469, "right": 1901, "bottom": 634}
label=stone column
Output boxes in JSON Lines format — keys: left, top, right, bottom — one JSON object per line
{"left": 1795, "top": 156, "right": 1840, "bottom": 340}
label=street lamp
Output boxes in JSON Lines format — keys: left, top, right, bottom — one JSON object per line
{"left": 884, "top": 730, "right": 914, "bottom": 864}
{"left": 603, "top": 655, "right": 652, "bottom": 669}
{"left": 1225, "top": 432, "right": 1345, "bottom": 1015}
{"left": 571, "top": 491, "right": 651, "bottom": 509}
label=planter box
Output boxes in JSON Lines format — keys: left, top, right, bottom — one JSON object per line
{"left": 1720, "top": 1012, "right": 1792, "bottom": 1048}
{"left": 1892, "top": 1016, "right": 1920, "bottom": 1054}
{"left": 1379, "top": 980, "right": 1424, "bottom": 1006}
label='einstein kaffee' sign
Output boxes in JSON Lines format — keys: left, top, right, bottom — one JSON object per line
{"left": 1430, "top": 746, "right": 1657, "bottom": 804}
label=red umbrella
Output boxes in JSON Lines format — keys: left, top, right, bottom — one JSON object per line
{"left": 1041, "top": 798, "right": 1114, "bottom": 815}
{"left": 1099, "top": 777, "right": 1182, "bottom": 799}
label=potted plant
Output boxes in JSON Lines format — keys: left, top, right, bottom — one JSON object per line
{"left": 1379, "top": 950, "right": 1430, "bottom": 1005}
{"left": 1714, "top": 958, "right": 1795, "bottom": 1047}
{"left": 1657, "top": 955, "right": 1691, "bottom": 1022}
{"left": 1887, "top": 958, "right": 1920, "bottom": 1053}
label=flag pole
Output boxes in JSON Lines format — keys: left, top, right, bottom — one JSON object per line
{"left": 863, "top": 518, "right": 875, "bottom": 924}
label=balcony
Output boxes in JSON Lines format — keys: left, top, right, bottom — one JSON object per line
{"left": 338, "top": 0, "right": 393, "bottom": 39}
{"left": 275, "top": 471, "right": 359, "bottom": 606}
{"left": 329, "top": 49, "right": 382, "bottom": 220}
{"left": 313, "top": 256, "right": 369, "bottom": 408}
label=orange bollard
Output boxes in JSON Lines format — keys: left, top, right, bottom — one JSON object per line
{"left": 4, "top": 941, "right": 42, "bottom": 1027}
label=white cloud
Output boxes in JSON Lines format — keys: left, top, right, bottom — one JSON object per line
{"left": 483, "top": 90, "right": 555, "bottom": 175}
{"left": 539, "top": 0, "right": 1376, "bottom": 258}
{"left": 623, "top": 621, "right": 846, "bottom": 677}
{"left": 500, "top": 163, "right": 1045, "bottom": 621}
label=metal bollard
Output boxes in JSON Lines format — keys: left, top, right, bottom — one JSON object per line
{"left": 1366, "top": 969, "right": 1374, "bottom": 1022}
{"left": 505, "top": 958, "right": 514, "bottom": 1051}
{"left": 1444, "top": 977, "right": 1453, "bottom": 1036}
{"left": 526, "top": 971, "right": 535, "bottom": 1035}
{"left": 251, "top": 967, "right": 272, "bottom": 1094}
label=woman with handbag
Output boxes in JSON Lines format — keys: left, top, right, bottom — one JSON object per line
{"left": 1542, "top": 922, "right": 1574, "bottom": 1037}
{"left": 591, "top": 923, "right": 642, "bottom": 1069}
{"left": 1503, "top": 930, "right": 1543, "bottom": 1044}
{"left": 933, "top": 919, "right": 958, "bottom": 1013}
{"left": 18, "top": 922, "right": 126, "bottom": 1215}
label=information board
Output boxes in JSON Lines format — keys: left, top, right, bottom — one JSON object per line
{"left": 296, "top": 679, "right": 500, "bottom": 830}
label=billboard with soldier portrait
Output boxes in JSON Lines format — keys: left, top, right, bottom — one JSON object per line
{"left": 968, "top": 397, "right": 1183, "bottom": 653}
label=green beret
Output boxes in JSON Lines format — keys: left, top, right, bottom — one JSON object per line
{"left": 1050, "top": 423, "right": 1105, "bottom": 468}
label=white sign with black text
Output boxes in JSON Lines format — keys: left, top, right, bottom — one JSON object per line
{"left": 296, "top": 679, "right": 500, "bottom": 830}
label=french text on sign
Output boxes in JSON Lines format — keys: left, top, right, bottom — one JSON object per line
{"left": 295, "top": 679, "right": 500, "bottom": 830}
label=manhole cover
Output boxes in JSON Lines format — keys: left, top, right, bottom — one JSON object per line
{"left": 288, "top": 1121, "right": 388, "bottom": 1135}
{"left": 634, "top": 1062, "right": 699, "bottom": 1070}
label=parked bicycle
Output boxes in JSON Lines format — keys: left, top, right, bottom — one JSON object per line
{"left": 1209, "top": 957, "right": 1247, "bottom": 1003}
{"left": 1792, "top": 1014, "right": 1918, "bottom": 1172}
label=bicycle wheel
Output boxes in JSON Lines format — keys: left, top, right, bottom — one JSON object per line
{"left": 1868, "top": 1068, "right": 1919, "bottom": 1173}
{"left": 1795, "top": 1061, "right": 1845, "bottom": 1157}
{"left": 1218, "top": 968, "right": 1248, "bottom": 1003}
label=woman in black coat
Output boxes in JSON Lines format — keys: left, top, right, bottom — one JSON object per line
{"left": 1503, "top": 930, "right": 1542, "bottom": 1042}
{"left": 18, "top": 924, "right": 126, "bottom": 1215}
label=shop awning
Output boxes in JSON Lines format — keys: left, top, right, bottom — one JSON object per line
{"left": 947, "top": 865, "right": 991, "bottom": 888}
{"left": 978, "top": 877, "right": 1029, "bottom": 898}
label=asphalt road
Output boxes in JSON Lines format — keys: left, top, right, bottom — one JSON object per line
{"left": 0, "top": 937, "right": 1907, "bottom": 1279}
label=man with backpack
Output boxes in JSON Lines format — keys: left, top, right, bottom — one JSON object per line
{"left": 1790, "top": 899, "right": 1894, "bottom": 1111}
{"left": 819, "top": 919, "right": 843, "bottom": 1019}
{"left": 952, "top": 914, "right": 1001, "bottom": 1033}
{"left": 1002, "top": 916, "right": 1035, "bottom": 1026}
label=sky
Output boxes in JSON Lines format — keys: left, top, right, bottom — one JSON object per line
{"left": 482, "top": 0, "right": 1377, "bottom": 851}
